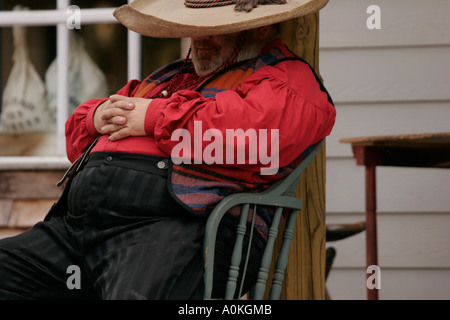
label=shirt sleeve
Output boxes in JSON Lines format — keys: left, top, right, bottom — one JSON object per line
{"left": 148, "top": 60, "right": 336, "bottom": 172}
{"left": 65, "top": 79, "right": 142, "bottom": 163}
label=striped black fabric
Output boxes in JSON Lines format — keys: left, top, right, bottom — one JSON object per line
{"left": 0, "top": 152, "right": 264, "bottom": 299}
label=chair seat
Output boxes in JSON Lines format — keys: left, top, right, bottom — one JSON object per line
{"left": 326, "top": 221, "right": 366, "bottom": 242}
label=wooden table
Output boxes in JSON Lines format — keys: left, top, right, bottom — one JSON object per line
{"left": 340, "top": 132, "right": 450, "bottom": 300}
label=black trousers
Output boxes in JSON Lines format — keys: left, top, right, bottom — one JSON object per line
{"left": 0, "top": 152, "right": 264, "bottom": 300}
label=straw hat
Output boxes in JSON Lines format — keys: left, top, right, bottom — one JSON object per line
{"left": 113, "top": 0, "right": 329, "bottom": 38}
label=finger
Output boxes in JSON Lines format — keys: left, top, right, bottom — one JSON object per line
{"left": 108, "top": 96, "right": 135, "bottom": 111}
{"left": 100, "top": 106, "right": 128, "bottom": 121}
{"left": 109, "top": 94, "right": 128, "bottom": 102}
{"left": 107, "top": 116, "right": 127, "bottom": 125}
{"left": 108, "top": 127, "right": 132, "bottom": 142}
{"left": 112, "top": 100, "right": 135, "bottom": 111}
{"left": 109, "top": 95, "right": 135, "bottom": 108}
{"left": 100, "top": 123, "right": 125, "bottom": 134}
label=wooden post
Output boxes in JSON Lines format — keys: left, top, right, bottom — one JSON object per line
{"left": 278, "top": 13, "right": 327, "bottom": 300}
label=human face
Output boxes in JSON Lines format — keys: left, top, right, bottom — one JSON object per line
{"left": 190, "top": 29, "right": 273, "bottom": 76}
{"left": 190, "top": 32, "right": 242, "bottom": 76}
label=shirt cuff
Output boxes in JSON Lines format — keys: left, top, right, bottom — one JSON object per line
{"left": 145, "top": 98, "right": 166, "bottom": 136}
{"left": 86, "top": 98, "right": 108, "bottom": 137}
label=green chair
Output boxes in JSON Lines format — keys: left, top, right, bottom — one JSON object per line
{"left": 203, "top": 139, "right": 325, "bottom": 300}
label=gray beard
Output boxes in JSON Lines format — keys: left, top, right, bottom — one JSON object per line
{"left": 192, "top": 38, "right": 264, "bottom": 77}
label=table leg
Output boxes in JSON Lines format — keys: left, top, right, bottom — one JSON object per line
{"left": 366, "top": 165, "right": 379, "bottom": 300}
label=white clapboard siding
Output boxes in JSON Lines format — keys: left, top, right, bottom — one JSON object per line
{"left": 326, "top": 159, "right": 450, "bottom": 213}
{"left": 326, "top": 268, "right": 450, "bottom": 300}
{"left": 319, "top": 46, "right": 450, "bottom": 103}
{"left": 319, "top": 0, "right": 450, "bottom": 300}
{"left": 325, "top": 213, "right": 450, "bottom": 300}
{"left": 326, "top": 213, "right": 450, "bottom": 268}
{"left": 320, "top": 0, "right": 450, "bottom": 48}
{"left": 328, "top": 102, "right": 450, "bottom": 157}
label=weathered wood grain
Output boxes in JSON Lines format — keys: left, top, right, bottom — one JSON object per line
{"left": 0, "top": 170, "right": 65, "bottom": 199}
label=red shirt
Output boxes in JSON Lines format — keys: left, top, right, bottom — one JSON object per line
{"left": 65, "top": 45, "right": 336, "bottom": 174}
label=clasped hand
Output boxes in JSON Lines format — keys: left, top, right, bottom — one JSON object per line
{"left": 93, "top": 95, "right": 151, "bottom": 141}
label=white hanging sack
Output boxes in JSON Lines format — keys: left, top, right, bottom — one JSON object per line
{"left": 45, "top": 31, "right": 109, "bottom": 122}
{"left": 0, "top": 6, "right": 52, "bottom": 133}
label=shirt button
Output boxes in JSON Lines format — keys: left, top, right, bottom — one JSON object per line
{"left": 157, "top": 161, "right": 166, "bottom": 169}
{"left": 106, "top": 156, "right": 113, "bottom": 161}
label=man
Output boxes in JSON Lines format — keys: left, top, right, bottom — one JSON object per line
{"left": 0, "top": 0, "right": 335, "bottom": 299}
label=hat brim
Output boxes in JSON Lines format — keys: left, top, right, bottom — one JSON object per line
{"left": 113, "top": 0, "right": 329, "bottom": 38}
